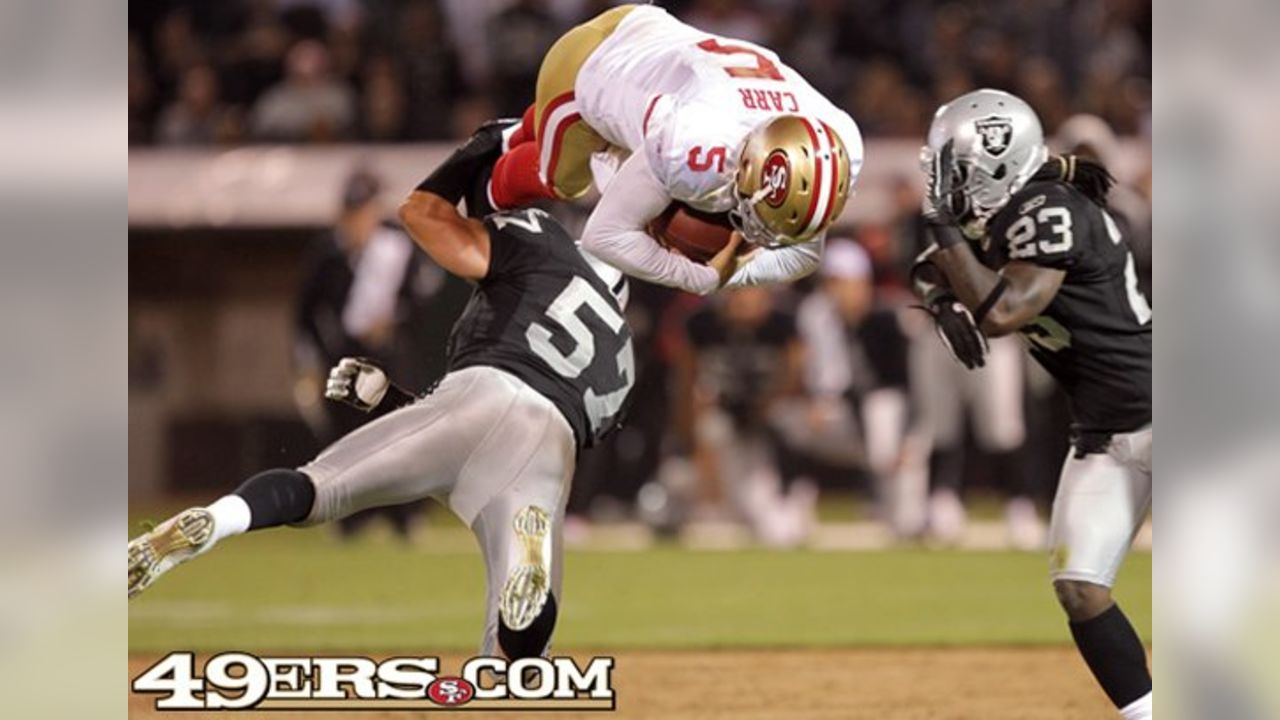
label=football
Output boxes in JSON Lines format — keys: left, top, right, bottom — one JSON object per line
{"left": 647, "top": 203, "right": 745, "bottom": 264}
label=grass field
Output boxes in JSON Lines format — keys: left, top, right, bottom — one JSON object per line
{"left": 128, "top": 509, "right": 1151, "bottom": 717}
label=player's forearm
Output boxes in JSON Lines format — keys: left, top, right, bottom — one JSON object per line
{"left": 582, "top": 154, "right": 720, "bottom": 294}
{"left": 414, "top": 126, "right": 503, "bottom": 205}
{"left": 581, "top": 224, "right": 720, "bottom": 295}
{"left": 724, "top": 237, "right": 823, "bottom": 287}
{"left": 931, "top": 244, "right": 1001, "bottom": 308}
{"left": 932, "top": 244, "right": 1064, "bottom": 337}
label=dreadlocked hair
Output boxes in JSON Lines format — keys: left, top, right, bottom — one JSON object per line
{"left": 1032, "top": 155, "right": 1115, "bottom": 206}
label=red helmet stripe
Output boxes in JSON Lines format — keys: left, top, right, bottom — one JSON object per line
{"left": 817, "top": 120, "right": 842, "bottom": 230}
{"left": 798, "top": 118, "right": 824, "bottom": 235}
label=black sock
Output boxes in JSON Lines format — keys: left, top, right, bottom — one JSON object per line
{"left": 1069, "top": 603, "right": 1152, "bottom": 708}
{"left": 233, "top": 469, "right": 316, "bottom": 530}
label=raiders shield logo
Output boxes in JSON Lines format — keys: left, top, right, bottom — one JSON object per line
{"left": 974, "top": 116, "right": 1013, "bottom": 157}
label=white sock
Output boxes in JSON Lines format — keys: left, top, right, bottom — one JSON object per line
{"left": 1119, "top": 691, "right": 1152, "bottom": 720}
{"left": 205, "top": 495, "right": 252, "bottom": 547}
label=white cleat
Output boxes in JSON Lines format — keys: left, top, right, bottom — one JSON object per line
{"left": 128, "top": 508, "right": 214, "bottom": 599}
{"left": 499, "top": 506, "right": 551, "bottom": 631}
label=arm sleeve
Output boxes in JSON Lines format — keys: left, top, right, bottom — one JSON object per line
{"left": 581, "top": 151, "right": 721, "bottom": 296}
{"left": 724, "top": 234, "right": 824, "bottom": 288}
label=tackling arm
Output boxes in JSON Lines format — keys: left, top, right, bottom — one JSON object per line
{"left": 397, "top": 123, "right": 517, "bottom": 281}
{"left": 398, "top": 191, "right": 490, "bottom": 280}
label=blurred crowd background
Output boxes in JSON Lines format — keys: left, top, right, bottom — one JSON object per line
{"left": 129, "top": 0, "right": 1152, "bottom": 549}
{"left": 129, "top": 0, "right": 1150, "bottom": 145}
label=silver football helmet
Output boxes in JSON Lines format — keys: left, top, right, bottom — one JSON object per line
{"left": 921, "top": 89, "right": 1048, "bottom": 238}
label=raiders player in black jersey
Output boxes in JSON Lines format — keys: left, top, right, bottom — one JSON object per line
{"left": 912, "top": 91, "right": 1152, "bottom": 720}
{"left": 127, "top": 121, "right": 636, "bottom": 661}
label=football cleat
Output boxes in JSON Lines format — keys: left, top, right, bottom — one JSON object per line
{"left": 128, "top": 508, "right": 214, "bottom": 599}
{"left": 499, "top": 505, "right": 552, "bottom": 632}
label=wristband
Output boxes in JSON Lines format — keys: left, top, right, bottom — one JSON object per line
{"left": 972, "top": 277, "right": 1009, "bottom": 325}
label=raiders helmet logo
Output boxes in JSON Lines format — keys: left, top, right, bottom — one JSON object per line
{"left": 974, "top": 116, "right": 1013, "bottom": 157}
{"left": 760, "top": 150, "right": 791, "bottom": 208}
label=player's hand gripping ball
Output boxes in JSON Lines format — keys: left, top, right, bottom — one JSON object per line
{"left": 648, "top": 203, "right": 752, "bottom": 264}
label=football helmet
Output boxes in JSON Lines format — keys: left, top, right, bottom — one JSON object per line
{"left": 922, "top": 89, "right": 1048, "bottom": 238}
{"left": 731, "top": 115, "right": 852, "bottom": 248}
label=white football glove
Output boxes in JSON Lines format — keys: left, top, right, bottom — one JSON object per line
{"left": 325, "top": 357, "right": 390, "bottom": 412}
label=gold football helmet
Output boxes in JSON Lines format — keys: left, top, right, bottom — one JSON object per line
{"left": 731, "top": 116, "right": 852, "bottom": 248}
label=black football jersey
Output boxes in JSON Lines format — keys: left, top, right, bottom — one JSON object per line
{"left": 446, "top": 209, "right": 634, "bottom": 447}
{"left": 982, "top": 179, "right": 1152, "bottom": 433}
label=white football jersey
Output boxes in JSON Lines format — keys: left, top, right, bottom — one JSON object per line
{"left": 574, "top": 5, "right": 864, "bottom": 214}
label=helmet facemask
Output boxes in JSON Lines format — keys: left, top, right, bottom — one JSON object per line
{"left": 922, "top": 89, "right": 1050, "bottom": 238}
{"left": 921, "top": 144, "right": 1027, "bottom": 239}
{"left": 728, "top": 190, "right": 789, "bottom": 249}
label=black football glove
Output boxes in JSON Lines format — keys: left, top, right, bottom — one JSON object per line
{"left": 919, "top": 295, "right": 989, "bottom": 370}
{"left": 921, "top": 139, "right": 968, "bottom": 249}
{"left": 463, "top": 118, "right": 521, "bottom": 218}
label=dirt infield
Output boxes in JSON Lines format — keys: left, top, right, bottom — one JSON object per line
{"left": 129, "top": 647, "right": 1125, "bottom": 719}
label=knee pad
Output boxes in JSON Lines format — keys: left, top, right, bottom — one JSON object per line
{"left": 234, "top": 468, "right": 316, "bottom": 529}
{"left": 498, "top": 593, "right": 557, "bottom": 660}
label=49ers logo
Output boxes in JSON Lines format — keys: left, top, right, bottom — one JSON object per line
{"left": 427, "top": 676, "right": 475, "bottom": 706}
{"left": 760, "top": 150, "right": 791, "bottom": 207}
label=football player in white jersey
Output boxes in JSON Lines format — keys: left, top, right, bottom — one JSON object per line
{"left": 486, "top": 4, "right": 864, "bottom": 296}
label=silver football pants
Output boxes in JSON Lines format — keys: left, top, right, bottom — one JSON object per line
{"left": 298, "top": 366, "right": 575, "bottom": 654}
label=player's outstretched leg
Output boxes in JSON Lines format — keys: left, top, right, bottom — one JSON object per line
{"left": 1048, "top": 434, "right": 1153, "bottom": 719}
{"left": 128, "top": 468, "right": 315, "bottom": 598}
{"left": 1056, "top": 580, "right": 1152, "bottom": 719}
{"left": 474, "top": 495, "right": 566, "bottom": 660}
{"left": 487, "top": 6, "right": 629, "bottom": 209}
